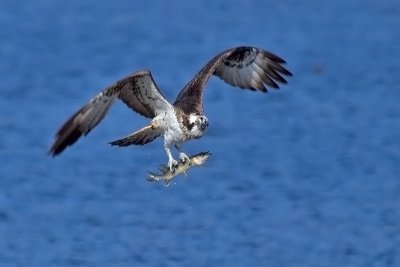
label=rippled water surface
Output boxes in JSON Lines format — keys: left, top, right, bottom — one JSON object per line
{"left": 1, "top": 0, "right": 399, "bottom": 266}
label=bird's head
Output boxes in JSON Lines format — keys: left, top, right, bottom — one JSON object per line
{"left": 188, "top": 113, "right": 208, "bottom": 138}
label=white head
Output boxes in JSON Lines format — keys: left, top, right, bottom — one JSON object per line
{"left": 187, "top": 113, "right": 208, "bottom": 138}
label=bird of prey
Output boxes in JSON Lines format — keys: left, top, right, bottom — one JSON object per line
{"left": 49, "top": 46, "right": 292, "bottom": 171}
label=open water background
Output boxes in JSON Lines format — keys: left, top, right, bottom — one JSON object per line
{"left": 0, "top": 0, "right": 399, "bottom": 266}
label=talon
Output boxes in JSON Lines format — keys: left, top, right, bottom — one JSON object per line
{"left": 168, "top": 159, "right": 178, "bottom": 172}
{"left": 179, "top": 152, "right": 190, "bottom": 163}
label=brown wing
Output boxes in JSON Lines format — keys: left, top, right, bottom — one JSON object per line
{"left": 109, "top": 124, "right": 163, "bottom": 147}
{"left": 174, "top": 46, "right": 292, "bottom": 114}
{"left": 214, "top": 47, "right": 292, "bottom": 91}
{"left": 117, "top": 69, "right": 172, "bottom": 118}
{"left": 49, "top": 69, "right": 172, "bottom": 156}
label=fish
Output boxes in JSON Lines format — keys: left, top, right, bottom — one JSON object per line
{"left": 147, "top": 151, "right": 211, "bottom": 186}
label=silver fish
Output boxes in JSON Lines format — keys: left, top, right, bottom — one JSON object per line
{"left": 147, "top": 151, "right": 211, "bottom": 186}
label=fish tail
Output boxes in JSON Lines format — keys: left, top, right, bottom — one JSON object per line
{"left": 147, "top": 171, "right": 162, "bottom": 182}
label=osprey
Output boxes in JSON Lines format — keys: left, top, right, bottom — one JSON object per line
{"left": 49, "top": 46, "right": 292, "bottom": 170}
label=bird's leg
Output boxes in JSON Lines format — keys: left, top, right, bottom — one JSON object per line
{"left": 164, "top": 144, "right": 178, "bottom": 172}
{"left": 175, "top": 144, "right": 190, "bottom": 163}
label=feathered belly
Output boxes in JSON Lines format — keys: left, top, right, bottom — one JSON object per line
{"left": 164, "top": 126, "right": 186, "bottom": 145}
{"left": 159, "top": 110, "right": 186, "bottom": 145}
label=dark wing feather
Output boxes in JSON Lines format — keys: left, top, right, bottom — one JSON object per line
{"left": 174, "top": 46, "right": 292, "bottom": 114}
{"left": 116, "top": 70, "right": 172, "bottom": 118}
{"left": 109, "top": 124, "right": 163, "bottom": 147}
{"left": 49, "top": 69, "right": 172, "bottom": 156}
{"left": 215, "top": 47, "right": 292, "bottom": 92}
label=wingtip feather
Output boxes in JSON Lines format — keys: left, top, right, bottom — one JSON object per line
{"left": 48, "top": 126, "right": 83, "bottom": 156}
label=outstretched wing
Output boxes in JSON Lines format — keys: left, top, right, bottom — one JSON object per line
{"left": 109, "top": 124, "right": 163, "bottom": 147}
{"left": 174, "top": 46, "right": 292, "bottom": 113}
{"left": 214, "top": 47, "right": 292, "bottom": 91}
{"left": 49, "top": 69, "right": 172, "bottom": 156}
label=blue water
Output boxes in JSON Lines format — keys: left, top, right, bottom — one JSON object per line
{"left": 1, "top": 0, "right": 399, "bottom": 266}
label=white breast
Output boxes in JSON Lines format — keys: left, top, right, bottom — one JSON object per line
{"left": 157, "top": 109, "right": 185, "bottom": 146}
